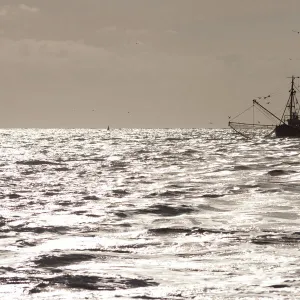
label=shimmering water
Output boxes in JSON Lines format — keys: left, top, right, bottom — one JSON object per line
{"left": 0, "top": 128, "right": 300, "bottom": 299}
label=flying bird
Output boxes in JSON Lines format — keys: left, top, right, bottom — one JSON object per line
{"left": 263, "top": 95, "right": 271, "bottom": 99}
{"left": 267, "top": 102, "right": 270, "bottom": 104}
{"left": 293, "top": 30, "right": 300, "bottom": 34}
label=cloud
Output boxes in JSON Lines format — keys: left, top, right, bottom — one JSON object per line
{"left": 0, "top": 4, "right": 39, "bottom": 18}
{"left": 165, "top": 29, "right": 178, "bottom": 35}
{"left": 0, "top": 6, "right": 8, "bottom": 16}
{"left": 125, "top": 28, "right": 148, "bottom": 35}
{"left": 19, "top": 4, "right": 39, "bottom": 13}
{"left": 0, "top": 38, "right": 115, "bottom": 68}
{"left": 97, "top": 26, "right": 148, "bottom": 36}
{"left": 101, "top": 26, "right": 117, "bottom": 32}
{"left": 216, "top": 54, "right": 241, "bottom": 66}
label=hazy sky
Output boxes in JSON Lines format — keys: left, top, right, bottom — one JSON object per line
{"left": 1, "top": 0, "right": 300, "bottom": 128}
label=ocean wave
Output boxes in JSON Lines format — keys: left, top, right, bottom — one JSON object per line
{"left": 1, "top": 129, "right": 300, "bottom": 298}
{"left": 16, "top": 160, "right": 62, "bottom": 166}
{"left": 135, "top": 204, "right": 195, "bottom": 216}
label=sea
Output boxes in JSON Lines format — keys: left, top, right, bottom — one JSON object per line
{"left": 0, "top": 128, "right": 300, "bottom": 299}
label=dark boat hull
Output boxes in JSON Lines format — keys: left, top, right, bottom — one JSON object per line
{"left": 275, "top": 124, "right": 300, "bottom": 137}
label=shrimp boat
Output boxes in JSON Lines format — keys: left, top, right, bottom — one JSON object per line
{"left": 229, "top": 76, "right": 300, "bottom": 138}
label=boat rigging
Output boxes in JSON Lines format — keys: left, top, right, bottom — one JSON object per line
{"left": 229, "top": 76, "right": 300, "bottom": 138}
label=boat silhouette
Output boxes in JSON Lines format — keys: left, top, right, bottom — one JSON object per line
{"left": 229, "top": 76, "right": 300, "bottom": 138}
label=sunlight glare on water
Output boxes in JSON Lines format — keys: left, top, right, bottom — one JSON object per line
{"left": 0, "top": 128, "right": 300, "bottom": 299}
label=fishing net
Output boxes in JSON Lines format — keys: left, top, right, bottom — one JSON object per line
{"left": 228, "top": 101, "right": 277, "bottom": 138}
{"left": 228, "top": 121, "right": 275, "bottom": 138}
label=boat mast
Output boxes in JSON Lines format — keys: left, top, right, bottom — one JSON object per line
{"left": 289, "top": 76, "right": 296, "bottom": 120}
{"left": 281, "top": 76, "right": 300, "bottom": 123}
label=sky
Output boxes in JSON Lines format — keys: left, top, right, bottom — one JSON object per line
{"left": 1, "top": 0, "right": 300, "bottom": 128}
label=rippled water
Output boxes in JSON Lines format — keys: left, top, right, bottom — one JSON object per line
{"left": 1, "top": 128, "right": 300, "bottom": 299}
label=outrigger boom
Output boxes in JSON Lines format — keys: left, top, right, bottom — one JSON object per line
{"left": 252, "top": 100, "right": 285, "bottom": 125}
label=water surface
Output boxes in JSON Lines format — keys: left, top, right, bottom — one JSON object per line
{"left": 0, "top": 128, "right": 299, "bottom": 299}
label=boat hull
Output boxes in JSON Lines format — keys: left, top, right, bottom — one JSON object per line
{"left": 275, "top": 124, "right": 300, "bottom": 137}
